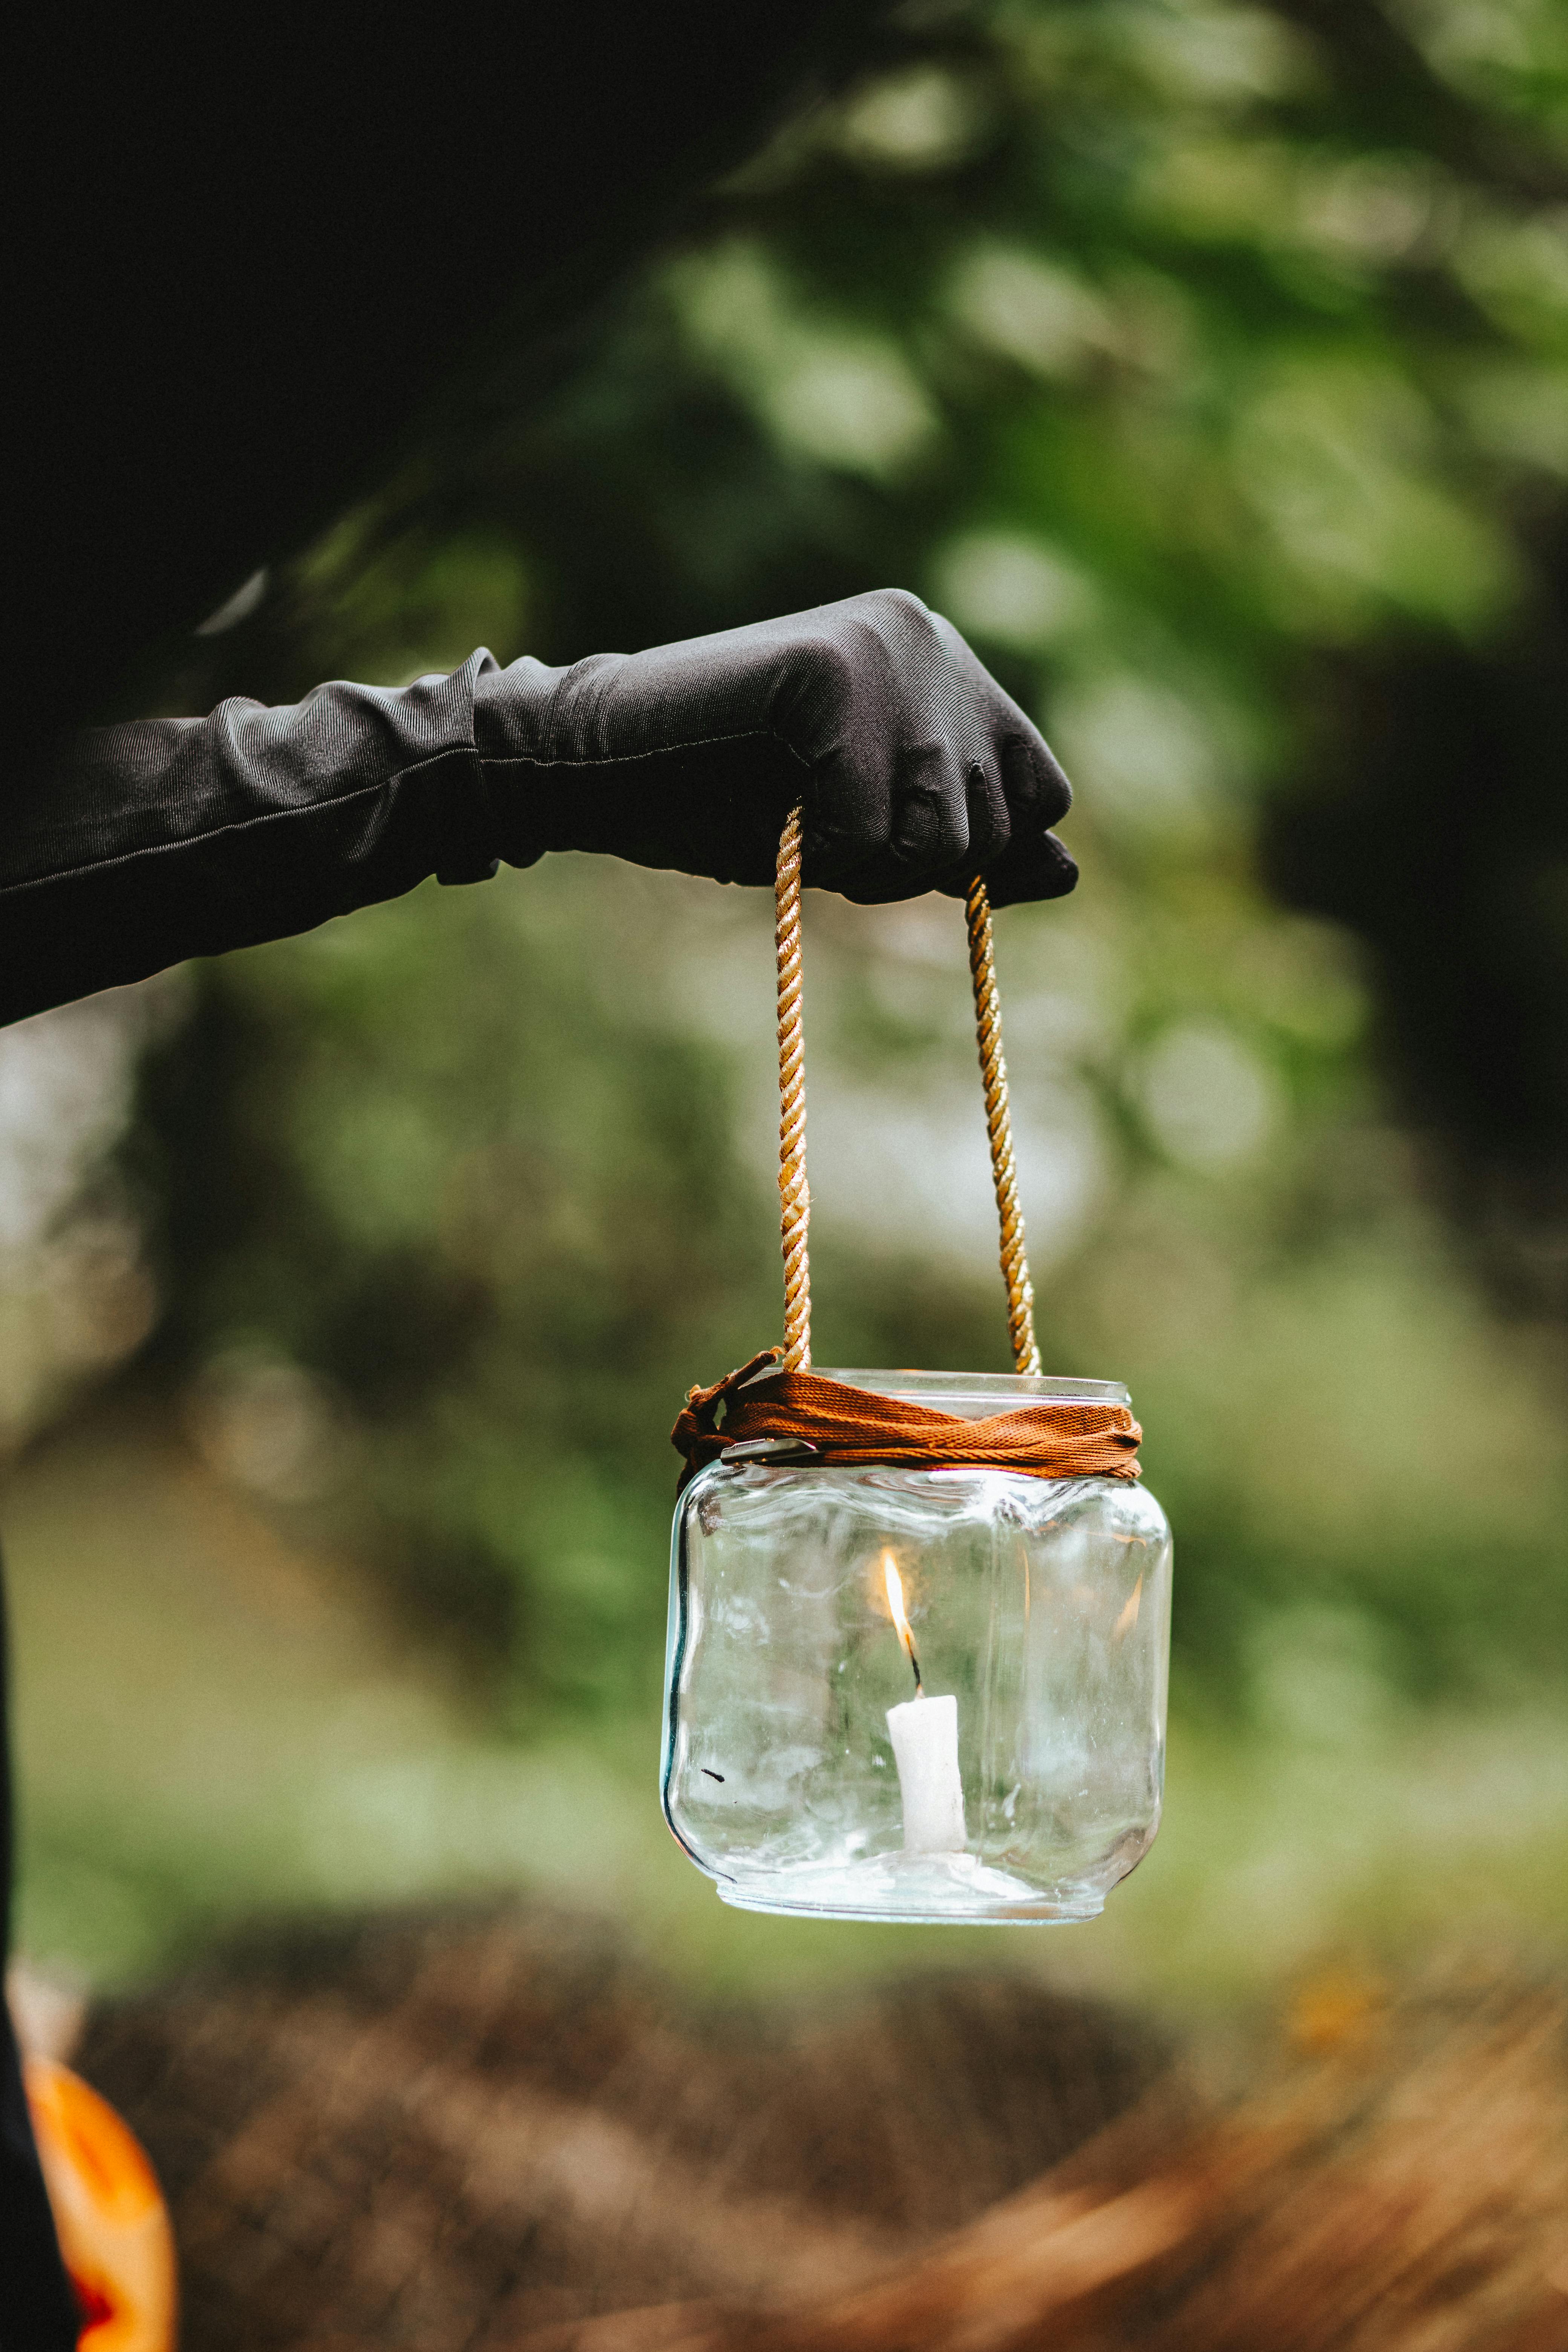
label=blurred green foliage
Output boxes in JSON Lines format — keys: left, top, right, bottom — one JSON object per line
{"left": 136, "top": 0, "right": 1568, "bottom": 1737}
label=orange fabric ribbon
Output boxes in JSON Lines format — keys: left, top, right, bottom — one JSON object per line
{"left": 672, "top": 1350, "right": 1142, "bottom": 1488}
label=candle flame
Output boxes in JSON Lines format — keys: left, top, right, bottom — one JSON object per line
{"left": 882, "top": 1552, "right": 923, "bottom": 1694}
{"left": 882, "top": 1553, "right": 910, "bottom": 1642}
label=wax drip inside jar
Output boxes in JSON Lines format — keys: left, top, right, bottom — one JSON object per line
{"left": 882, "top": 1553, "right": 967, "bottom": 1856}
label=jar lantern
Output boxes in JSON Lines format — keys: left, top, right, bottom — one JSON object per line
{"left": 665, "top": 1367, "right": 1171, "bottom": 1922}
{"left": 663, "top": 817, "right": 1172, "bottom": 1925}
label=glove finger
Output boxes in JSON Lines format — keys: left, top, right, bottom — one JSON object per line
{"left": 999, "top": 728, "right": 1072, "bottom": 830}
{"left": 960, "top": 756, "right": 1010, "bottom": 873}
{"left": 824, "top": 740, "right": 969, "bottom": 900}
{"left": 891, "top": 737, "right": 972, "bottom": 873}
{"left": 969, "top": 827, "right": 1080, "bottom": 908}
{"left": 799, "top": 741, "right": 894, "bottom": 890}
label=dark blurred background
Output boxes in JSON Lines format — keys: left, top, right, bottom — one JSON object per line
{"left": 4, "top": 0, "right": 1567, "bottom": 2012}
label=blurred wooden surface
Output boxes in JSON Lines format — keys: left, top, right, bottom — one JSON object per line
{"left": 66, "top": 1906, "right": 1568, "bottom": 2352}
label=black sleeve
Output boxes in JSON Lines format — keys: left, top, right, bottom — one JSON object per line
{"left": 0, "top": 653, "right": 521, "bottom": 1028}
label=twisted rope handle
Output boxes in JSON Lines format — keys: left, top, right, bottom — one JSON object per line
{"left": 965, "top": 874, "right": 1042, "bottom": 1376}
{"left": 773, "top": 810, "right": 1041, "bottom": 1378}
{"left": 776, "top": 805, "right": 812, "bottom": 1372}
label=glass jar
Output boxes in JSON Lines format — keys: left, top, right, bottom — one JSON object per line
{"left": 662, "top": 1369, "right": 1171, "bottom": 1924}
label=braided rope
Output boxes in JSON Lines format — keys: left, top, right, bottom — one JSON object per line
{"left": 776, "top": 805, "right": 812, "bottom": 1371}
{"left": 966, "top": 875, "right": 1042, "bottom": 1376}
{"left": 773, "top": 812, "right": 1040, "bottom": 1378}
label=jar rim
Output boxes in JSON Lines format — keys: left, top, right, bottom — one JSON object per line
{"left": 743, "top": 1366, "right": 1131, "bottom": 1415}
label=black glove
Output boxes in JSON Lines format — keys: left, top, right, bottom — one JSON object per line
{"left": 477, "top": 589, "right": 1075, "bottom": 906}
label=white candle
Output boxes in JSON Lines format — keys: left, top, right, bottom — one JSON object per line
{"left": 886, "top": 1692, "right": 967, "bottom": 1854}
{"left": 881, "top": 1554, "right": 967, "bottom": 1854}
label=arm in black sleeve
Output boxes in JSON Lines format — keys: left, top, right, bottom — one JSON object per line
{"left": 0, "top": 653, "right": 515, "bottom": 1027}
{"left": 2, "top": 593, "right": 1076, "bottom": 1031}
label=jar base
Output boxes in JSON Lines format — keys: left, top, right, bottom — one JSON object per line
{"left": 716, "top": 1888, "right": 1105, "bottom": 1924}
{"left": 707, "top": 1848, "right": 1108, "bottom": 1925}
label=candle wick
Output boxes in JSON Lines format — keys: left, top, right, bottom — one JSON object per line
{"left": 908, "top": 1643, "right": 923, "bottom": 1697}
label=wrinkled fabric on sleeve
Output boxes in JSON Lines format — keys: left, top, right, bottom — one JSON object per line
{"left": 0, "top": 653, "right": 524, "bottom": 1027}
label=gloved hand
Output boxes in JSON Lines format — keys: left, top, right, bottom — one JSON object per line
{"left": 476, "top": 589, "right": 1075, "bottom": 906}
{"left": 4, "top": 591, "right": 1074, "bottom": 1027}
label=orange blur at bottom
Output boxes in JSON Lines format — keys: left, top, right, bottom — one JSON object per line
{"left": 25, "top": 2055, "right": 178, "bottom": 2352}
